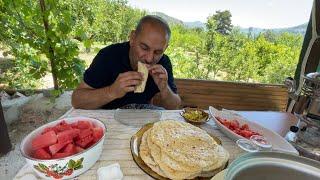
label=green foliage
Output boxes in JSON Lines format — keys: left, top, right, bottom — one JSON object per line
{"left": 0, "top": 0, "right": 144, "bottom": 90}
{"left": 0, "top": 0, "right": 86, "bottom": 90}
{"left": 167, "top": 21, "right": 302, "bottom": 84}
{"left": 88, "top": 0, "right": 145, "bottom": 44}
{"left": 0, "top": 1, "right": 304, "bottom": 89}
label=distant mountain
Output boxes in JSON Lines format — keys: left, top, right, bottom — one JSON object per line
{"left": 184, "top": 21, "right": 206, "bottom": 29}
{"left": 240, "top": 23, "right": 308, "bottom": 35}
{"left": 151, "top": 12, "right": 307, "bottom": 35}
{"left": 152, "top": 12, "right": 184, "bottom": 25}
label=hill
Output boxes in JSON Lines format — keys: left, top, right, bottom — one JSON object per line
{"left": 150, "top": 12, "right": 307, "bottom": 35}
{"left": 240, "top": 23, "right": 308, "bottom": 35}
{"left": 152, "top": 12, "right": 184, "bottom": 25}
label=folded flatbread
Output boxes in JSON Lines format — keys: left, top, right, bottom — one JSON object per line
{"left": 135, "top": 61, "right": 148, "bottom": 93}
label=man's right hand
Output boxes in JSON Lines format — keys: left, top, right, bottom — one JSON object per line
{"left": 108, "top": 71, "right": 143, "bottom": 99}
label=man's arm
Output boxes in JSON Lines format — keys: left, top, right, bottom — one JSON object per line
{"left": 72, "top": 71, "right": 143, "bottom": 109}
{"left": 71, "top": 82, "right": 116, "bottom": 109}
{"left": 156, "top": 86, "right": 181, "bottom": 109}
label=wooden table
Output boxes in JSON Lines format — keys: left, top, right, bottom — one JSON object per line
{"left": 14, "top": 109, "right": 298, "bottom": 180}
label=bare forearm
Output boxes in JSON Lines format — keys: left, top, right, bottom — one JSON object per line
{"left": 72, "top": 86, "right": 116, "bottom": 109}
{"left": 159, "top": 87, "right": 181, "bottom": 109}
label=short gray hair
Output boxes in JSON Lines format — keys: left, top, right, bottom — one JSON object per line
{"left": 135, "top": 15, "right": 171, "bottom": 41}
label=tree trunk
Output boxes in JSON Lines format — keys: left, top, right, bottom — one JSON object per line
{"left": 0, "top": 100, "right": 12, "bottom": 155}
{"left": 39, "top": 0, "right": 59, "bottom": 90}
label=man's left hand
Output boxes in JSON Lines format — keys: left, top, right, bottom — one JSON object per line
{"left": 149, "top": 64, "right": 168, "bottom": 92}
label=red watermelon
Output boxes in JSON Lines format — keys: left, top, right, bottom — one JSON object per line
{"left": 31, "top": 119, "right": 104, "bottom": 159}
{"left": 32, "top": 131, "right": 57, "bottom": 150}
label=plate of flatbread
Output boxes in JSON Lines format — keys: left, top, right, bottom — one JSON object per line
{"left": 130, "top": 120, "right": 229, "bottom": 180}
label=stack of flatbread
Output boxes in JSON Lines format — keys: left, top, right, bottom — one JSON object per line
{"left": 139, "top": 120, "right": 229, "bottom": 179}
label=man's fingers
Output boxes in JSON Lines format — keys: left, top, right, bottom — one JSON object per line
{"left": 150, "top": 68, "right": 166, "bottom": 75}
{"left": 148, "top": 64, "right": 162, "bottom": 70}
{"left": 123, "top": 86, "right": 135, "bottom": 92}
{"left": 121, "top": 79, "right": 141, "bottom": 87}
{"left": 118, "top": 71, "right": 143, "bottom": 82}
{"left": 151, "top": 72, "right": 166, "bottom": 79}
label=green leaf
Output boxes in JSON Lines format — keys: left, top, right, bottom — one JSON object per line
{"left": 68, "top": 159, "right": 76, "bottom": 169}
{"left": 38, "top": 163, "right": 49, "bottom": 171}
{"left": 74, "top": 164, "right": 83, "bottom": 170}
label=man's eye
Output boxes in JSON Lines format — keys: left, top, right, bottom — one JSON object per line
{"left": 141, "top": 46, "right": 148, "bottom": 50}
{"left": 155, "top": 51, "right": 162, "bottom": 55}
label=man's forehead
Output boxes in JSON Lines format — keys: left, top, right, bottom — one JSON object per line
{"left": 137, "top": 22, "right": 169, "bottom": 41}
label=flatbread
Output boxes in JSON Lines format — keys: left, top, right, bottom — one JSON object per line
{"left": 139, "top": 120, "right": 229, "bottom": 179}
{"left": 147, "top": 129, "right": 200, "bottom": 179}
{"left": 139, "top": 129, "right": 167, "bottom": 177}
{"left": 134, "top": 61, "right": 148, "bottom": 93}
{"left": 149, "top": 120, "right": 221, "bottom": 169}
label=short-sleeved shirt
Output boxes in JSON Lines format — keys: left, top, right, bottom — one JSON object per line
{"left": 83, "top": 41, "right": 177, "bottom": 109}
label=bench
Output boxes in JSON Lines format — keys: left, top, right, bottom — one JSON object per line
{"left": 160, "top": 79, "right": 289, "bottom": 111}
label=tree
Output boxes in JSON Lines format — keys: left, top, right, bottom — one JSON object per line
{"left": 0, "top": 0, "right": 145, "bottom": 90}
{"left": 207, "top": 10, "right": 233, "bottom": 35}
{"left": 0, "top": 0, "right": 87, "bottom": 90}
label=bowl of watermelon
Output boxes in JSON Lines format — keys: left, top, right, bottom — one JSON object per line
{"left": 20, "top": 116, "right": 106, "bottom": 179}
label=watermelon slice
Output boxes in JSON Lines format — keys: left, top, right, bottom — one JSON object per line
{"left": 42, "top": 126, "right": 58, "bottom": 134}
{"left": 77, "top": 120, "right": 93, "bottom": 129}
{"left": 33, "top": 148, "right": 51, "bottom": 159}
{"left": 52, "top": 152, "right": 73, "bottom": 159}
{"left": 49, "top": 140, "right": 72, "bottom": 155}
{"left": 78, "top": 129, "right": 92, "bottom": 139}
{"left": 76, "top": 135, "right": 94, "bottom": 148}
{"left": 92, "top": 127, "right": 104, "bottom": 142}
{"left": 55, "top": 120, "right": 72, "bottom": 132}
{"left": 31, "top": 120, "right": 104, "bottom": 159}
{"left": 63, "top": 143, "right": 76, "bottom": 154}
{"left": 57, "top": 129, "right": 80, "bottom": 142}
{"left": 32, "top": 131, "right": 57, "bottom": 150}
{"left": 75, "top": 145, "right": 84, "bottom": 153}
{"left": 70, "top": 122, "right": 78, "bottom": 128}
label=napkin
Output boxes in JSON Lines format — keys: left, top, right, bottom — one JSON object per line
{"left": 97, "top": 163, "right": 123, "bottom": 180}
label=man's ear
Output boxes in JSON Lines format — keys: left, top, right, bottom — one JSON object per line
{"left": 129, "top": 30, "right": 136, "bottom": 46}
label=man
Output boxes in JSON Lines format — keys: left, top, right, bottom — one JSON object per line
{"left": 72, "top": 15, "right": 181, "bottom": 109}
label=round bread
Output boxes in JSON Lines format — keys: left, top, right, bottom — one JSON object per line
{"left": 147, "top": 129, "right": 200, "bottom": 179}
{"left": 139, "top": 129, "right": 167, "bottom": 177}
{"left": 149, "top": 120, "right": 223, "bottom": 169}
{"left": 139, "top": 120, "right": 229, "bottom": 179}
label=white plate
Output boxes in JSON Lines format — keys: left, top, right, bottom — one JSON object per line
{"left": 209, "top": 106, "right": 298, "bottom": 155}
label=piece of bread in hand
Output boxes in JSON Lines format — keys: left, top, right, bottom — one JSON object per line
{"left": 135, "top": 61, "right": 148, "bottom": 93}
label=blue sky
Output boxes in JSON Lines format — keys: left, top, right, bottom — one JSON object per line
{"left": 127, "top": 0, "right": 313, "bottom": 28}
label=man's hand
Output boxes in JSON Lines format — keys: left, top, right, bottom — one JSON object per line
{"left": 149, "top": 64, "right": 168, "bottom": 92}
{"left": 109, "top": 71, "right": 143, "bottom": 99}
{"left": 148, "top": 64, "right": 181, "bottom": 109}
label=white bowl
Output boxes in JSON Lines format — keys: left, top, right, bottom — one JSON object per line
{"left": 20, "top": 116, "right": 106, "bottom": 179}
{"left": 208, "top": 106, "right": 298, "bottom": 155}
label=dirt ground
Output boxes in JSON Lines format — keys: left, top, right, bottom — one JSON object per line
{"left": 0, "top": 110, "right": 71, "bottom": 179}
{"left": 0, "top": 46, "right": 97, "bottom": 179}
{"left": 0, "top": 50, "right": 70, "bottom": 180}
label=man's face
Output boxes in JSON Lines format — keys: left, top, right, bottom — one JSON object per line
{"left": 129, "top": 23, "right": 169, "bottom": 70}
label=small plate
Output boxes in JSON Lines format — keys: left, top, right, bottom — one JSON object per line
{"left": 208, "top": 106, "right": 298, "bottom": 155}
{"left": 130, "top": 123, "right": 227, "bottom": 180}
{"left": 180, "top": 108, "right": 209, "bottom": 125}
{"left": 114, "top": 109, "right": 161, "bottom": 127}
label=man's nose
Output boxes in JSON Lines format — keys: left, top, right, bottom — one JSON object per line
{"left": 145, "top": 52, "right": 154, "bottom": 64}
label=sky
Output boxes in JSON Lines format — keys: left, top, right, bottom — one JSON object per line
{"left": 127, "top": 0, "right": 313, "bottom": 29}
